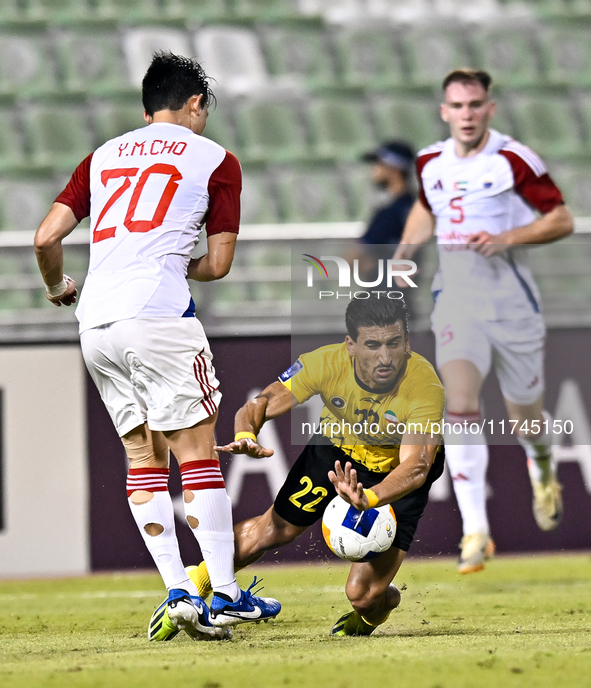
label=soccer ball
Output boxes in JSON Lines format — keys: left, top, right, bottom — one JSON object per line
{"left": 321, "top": 495, "right": 397, "bottom": 562}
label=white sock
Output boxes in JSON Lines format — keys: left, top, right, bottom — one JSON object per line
{"left": 127, "top": 485, "right": 198, "bottom": 595}
{"left": 517, "top": 410, "right": 555, "bottom": 484}
{"left": 445, "top": 413, "right": 489, "bottom": 536}
{"left": 180, "top": 461, "right": 240, "bottom": 602}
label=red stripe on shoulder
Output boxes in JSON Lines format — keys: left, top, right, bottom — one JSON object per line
{"left": 499, "top": 149, "right": 564, "bottom": 214}
{"left": 416, "top": 148, "right": 443, "bottom": 211}
{"left": 500, "top": 140, "right": 546, "bottom": 176}
{"left": 55, "top": 152, "right": 93, "bottom": 222}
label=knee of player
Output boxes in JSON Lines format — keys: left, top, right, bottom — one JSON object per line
{"left": 446, "top": 398, "right": 480, "bottom": 416}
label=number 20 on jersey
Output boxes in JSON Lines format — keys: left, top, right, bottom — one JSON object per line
{"left": 93, "top": 163, "right": 182, "bottom": 243}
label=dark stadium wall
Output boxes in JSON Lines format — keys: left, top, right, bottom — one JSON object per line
{"left": 87, "top": 331, "right": 591, "bottom": 571}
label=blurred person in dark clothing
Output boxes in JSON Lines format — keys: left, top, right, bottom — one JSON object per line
{"left": 360, "top": 140, "right": 415, "bottom": 248}
{"left": 348, "top": 140, "right": 416, "bottom": 295}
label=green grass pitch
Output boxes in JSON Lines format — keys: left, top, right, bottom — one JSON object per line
{"left": 1, "top": 553, "right": 591, "bottom": 688}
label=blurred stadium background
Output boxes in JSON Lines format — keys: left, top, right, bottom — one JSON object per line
{"left": 0, "top": 0, "right": 591, "bottom": 578}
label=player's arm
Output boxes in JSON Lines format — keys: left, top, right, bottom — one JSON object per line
{"left": 188, "top": 150, "right": 241, "bottom": 281}
{"left": 34, "top": 202, "right": 79, "bottom": 307}
{"left": 391, "top": 201, "right": 436, "bottom": 288}
{"left": 329, "top": 433, "right": 440, "bottom": 510}
{"left": 394, "top": 200, "right": 436, "bottom": 260}
{"left": 468, "top": 205, "right": 574, "bottom": 257}
{"left": 186, "top": 231, "right": 238, "bottom": 281}
{"left": 214, "top": 381, "right": 297, "bottom": 458}
{"left": 469, "top": 148, "right": 574, "bottom": 256}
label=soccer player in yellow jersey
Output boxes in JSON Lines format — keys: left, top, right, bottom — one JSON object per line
{"left": 191, "top": 296, "right": 445, "bottom": 637}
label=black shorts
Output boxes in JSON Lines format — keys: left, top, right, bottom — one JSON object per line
{"left": 274, "top": 438, "right": 445, "bottom": 552}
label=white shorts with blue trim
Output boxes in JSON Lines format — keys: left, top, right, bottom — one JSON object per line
{"left": 81, "top": 317, "right": 221, "bottom": 437}
{"left": 431, "top": 305, "right": 546, "bottom": 406}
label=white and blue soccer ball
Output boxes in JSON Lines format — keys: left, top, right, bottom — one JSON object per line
{"left": 321, "top": 495, "right": 397, "bottom": 562}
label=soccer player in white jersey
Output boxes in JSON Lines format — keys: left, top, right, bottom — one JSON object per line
{"left": 34, "top": 52, "right": 280, "bottom": 639}
{"left": 394, "top": 69, "right": 574, "bottom": 574}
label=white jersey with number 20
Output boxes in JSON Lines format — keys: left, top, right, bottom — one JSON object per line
{"left": 73, "top": 122, "right": 236, "bottom": 333}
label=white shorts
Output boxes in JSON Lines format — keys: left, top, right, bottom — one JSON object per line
{"left": 81, "top": 318, "right": 221, "bottom": 437}
{"left": 431, "top": 305, "right": 546, "bottom": 406}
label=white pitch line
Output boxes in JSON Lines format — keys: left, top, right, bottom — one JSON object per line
{"left": 0, "top": 590, "right": 162, "bottom": 602}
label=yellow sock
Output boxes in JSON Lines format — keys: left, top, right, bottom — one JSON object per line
{"left": 186, "top": 563, "right": 213, "bottom": 598}
{"left": 361, "top": 610, "right": 391, "bottom": 627}
{"left": 186, "top": 562, "right": 244, "bottom": 599}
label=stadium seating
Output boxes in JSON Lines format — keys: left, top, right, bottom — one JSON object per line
{"left": 55, "top": 26, "right": 132, "bottom": 96}
{"left": 202, "top": 107, "right": 241, "bottom": 156}
{"left": 0, "top": 290, "right": 36, "bottom": 311}
{"left": 0, "top": 0, "right": 25, "bottom": 21}
{"left": 0, "top": 0, "right": 590, "bottom": 336}
{"left": 539, "top": 26, "right": 591, "bottom": 87}
{"left": 240, "top": 169, "right": 281, "bottom": 224}
{"left": 307, "top": 94, "right": 375, "bottom": 161}
{"left": 509, "top": 91, "right": 583, "bottom": 158}
{"left": 370, "top": 94, "right": 447, "bottom": 152}
{"left": 0, "top": 29, "right": 58, "bottom": 97}
{"left": 94, "top": 0, "right": 162, "bottom": 21}
{"left": 576, "top": 93, "right": 591, "bottom": 154}
{"left": 549, "top": 163, "right": 591, "bottom": 216}
{"left": 342, "top": 163, "right": 388, "bottom": 221}
{"left": 23, "top": 99, "right": 94, "bottom": 170}
{"left": 193, "top": 26, "right": 269, "bottom": 94}
{"left": 230, "top": 0, "right": 303, "bottom": 20}
{"left": 332, "top": 27, "right": 407, "bottom": 90}
{"left": 471, "top": 25, "right": 542, "bottom": 88}
{"left": 275, "top": 165, "right": 351, "bottom": 222}
{"left": 123, "top": 27, "right": 192, "bottom": 89}
{"left": 402, "top": 25, "right": 471, "bottom": 88}
{"left": 0, "top": 103, "right": 27, "bottom": 171}
{"left": 164, "top": 0, "right": 231, "bottom": 20}
{"left": 27, "top": 0, "right": 92, "bottom": 22}
{"left": 489, "top": 95, "right": 517, "bottom": 139}
{"left": 93, "top": 97, "right": 147, "bottom": 146}
{"left": 0, "top": 175, "right": 60, "bottom": 232}
{"left": 261, "top": 21, "right": 336, "bottom": 89}
{"left": 234, "top": 96, "right": 309, "bottom": 163}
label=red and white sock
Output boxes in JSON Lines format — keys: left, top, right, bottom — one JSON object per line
{"left": 444, "top": 413, "right": 490, "bottom": 536}
{"left": 180, "top": 460, "right": 239, "bottom": 602}
{"left": 127, "top": 468, "right": 198, "bottom": 595}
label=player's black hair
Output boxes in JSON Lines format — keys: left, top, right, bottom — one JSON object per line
{"left": 442, "top": 68, "right": 492, "bottom": 93}
{"left": 142, "top": 51, "right": 215, "bottom": 117}
{"left": 345, "top": 296, "right": 409, "bottom": 341}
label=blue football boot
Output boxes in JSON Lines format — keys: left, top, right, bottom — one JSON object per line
{"left": 209, "top": 577, "right": 281, "bottom": 627}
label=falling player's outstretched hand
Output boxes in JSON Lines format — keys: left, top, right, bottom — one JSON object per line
{"left": 328, "top": 461, "right": 370, "bottom": 511}
{"left": 467, "top": 231, "right": 509, "bottom": 257}
{"left": 214, "top": 437, "right": 274, "bottom": 458}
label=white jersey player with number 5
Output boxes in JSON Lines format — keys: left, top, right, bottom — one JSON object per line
{"left": 394, "top": 69, "right": 574, "bottom": 574}
{"left": 34, "top": 52, "right": 280, "bottom": 641}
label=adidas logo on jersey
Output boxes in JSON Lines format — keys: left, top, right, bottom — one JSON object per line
{"left": 431, "top": 180, "right": 443, "bottom": 190}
